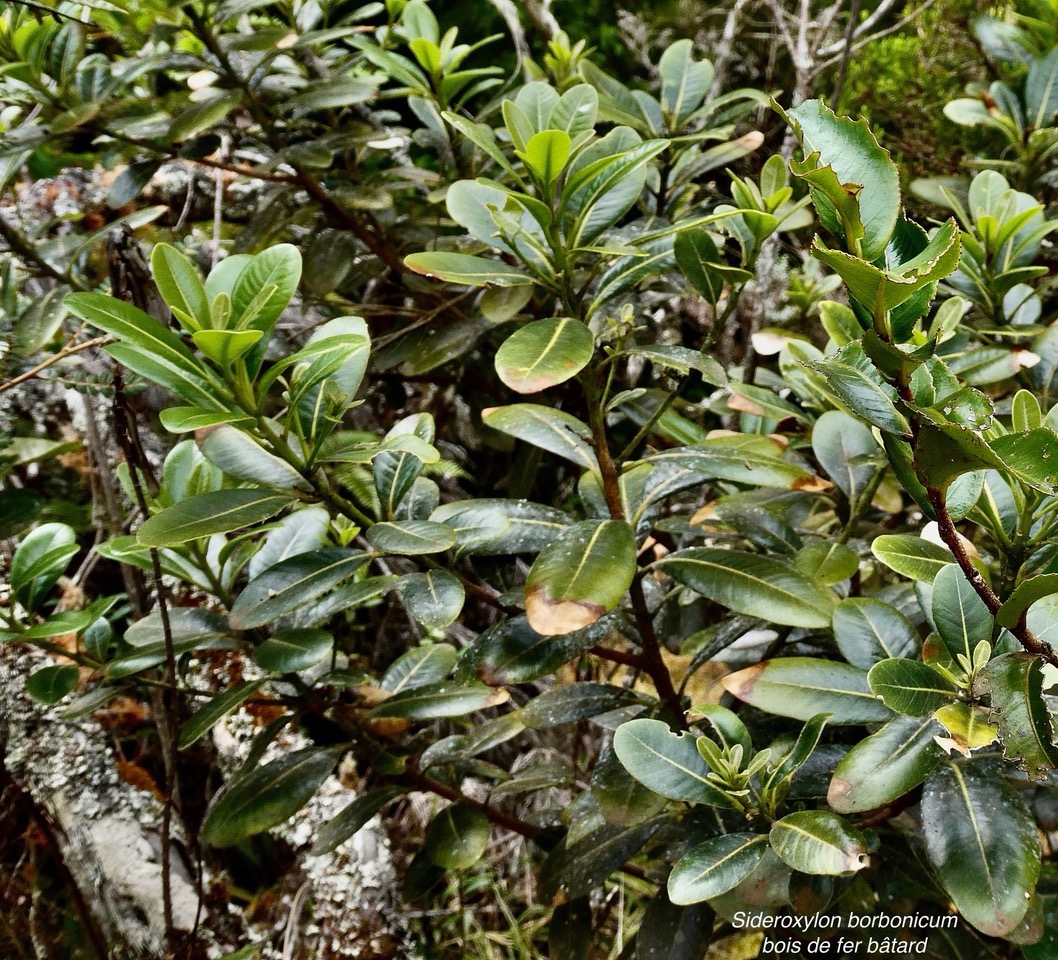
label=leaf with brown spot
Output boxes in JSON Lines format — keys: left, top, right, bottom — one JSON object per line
{"left": 524, "top": 520, "right": 637, "bottom": 637}
{"left": 495, "top": 318, "right": 595, "bottom": 394}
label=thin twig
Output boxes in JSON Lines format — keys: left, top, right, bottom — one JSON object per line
{"left": 0, "top": 337, "right": 109, "bottom": 396}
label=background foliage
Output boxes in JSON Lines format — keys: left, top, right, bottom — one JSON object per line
{"left": 5, "top": 1, "right": 1058, "bottom": 959}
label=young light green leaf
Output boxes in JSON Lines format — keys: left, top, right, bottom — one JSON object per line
{"left": 151, "top": 243, "right": 209, "bottom": 327}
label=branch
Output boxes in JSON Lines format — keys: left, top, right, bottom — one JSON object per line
{"left": 709, "top": 0, "right": 753, "bottom": 100}
{"left": 820, "top": 0, "right": 901, "bottom": 53}
{"left": 0, "top": 336, "right": 109, "bottom": 396}
{"left": 583, "top": 374, "right": 686, "bottom": 728}
{"left": 928, "top": 488, "right": 1058, "bottom": 666}
{"left": 0, "top": 215, "right": 87, "bottom": 290}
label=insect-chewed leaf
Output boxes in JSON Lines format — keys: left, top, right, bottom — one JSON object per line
{"left": 612, "top": 718, "right": 736, "bottom": 807}
{"left": 980, "top": 653, "right": 1058, "bottom": 779}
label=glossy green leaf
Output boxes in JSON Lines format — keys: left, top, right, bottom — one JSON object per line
{"left": 989, "top": 429, "right": 1058, "bottom": 494}
{"left": 769, "top": 810, "right": 869, "bottom": 875}
{"left": 179, "top": 680, "right": 266, "bottom": 749}
{"left": 647, "top": 435, "right": 811, "bottom": 488}
{"left": 833, "top": 598, "right": 919, "bottom": 668}
{"left": 201, "top": 745, "right": 343, "bottom": 847}
{"left": 472, "top": 615, "right": 608, "bottom": 685}
{"left": 519, "top": 682, "right": 644, "bottom": 728}
{"left": 370, "top": 681, "right": 509, "bottom": 719}
{"left": 931, "top": 563, "right": 993, "bottom": 664}
{"left": 828, "top": 715, "right": 943, "bottom": 813}
{"left": 613, "top": 718, "right": 737, "bottom": 807}
{"left": 312, "top": 786, "right": 405, "bottom": 856}
{"left": 721, "top": 658, "right": 892, "bottom": 724}
{"left": 659, "top": 550, "right": 838, "bottom": 629}
{"left": 812, "top": 222, "right": 960, "bottom": 319}
{"left": 482, "top": 403, "right": 599, "bottom": 473}
{"left": 252, "top": 628, "right": 333, "bottom": 673}
{"left": 871, "top": 535, "right": 953, "bottom": 583}
{"left": 381, "top": 643, "right": 458, "bottom": 693}
{"left": 229, "top": 243, "right": 302, "bottom": 339}
{"left": 11, "top": 522, "right": 77, "bottom": 612}
{"left": 805, "top": 351, "right": 910, "bottom": 437}
{"left": 137, "top": 490, "right": 294, "bottom": 548}
{"left": 26, "top": 665, "right": 79, "bottom": 705}
{"left": 667, "top": 834, "right": 768, "bottom": 906}
{"left": 922, "top": 761, "right": 1039, "bottom": 937}
{"left": 169, "top": 92, "right": 242, "bottom": 140}
{"left": 366, "top": 520, "right": 456, "bottom": 555}
{"left": 525, "top": 520, "right": 636, "bottom": 636}
{"left": 424, "top": 806, "right": 490, "bottom": 869}
{"left": 792, "top": 542, "right": 859, "bottom": 585}
{"left": 397, "top": 570, "right": 465, "bottom": 629}
{"left": 229, "top": 549, "right": 369, "bottom": 630}
{"left": 199, "top": 426, "right": 309, "bottom": 491}
{"left": 159, "top": 407, "right": 254, "bottom": 433}
{"left": 867, "top": 658, "right": 958, "bottom": 716}
{"left": 66, "top": 293, "right": 225, "bottom": 409}
{"left": 495, "top": 318, "right": 594, "bottom": 394}
{"left": 787, "top": 99, "right": 900, "bottom": 261}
